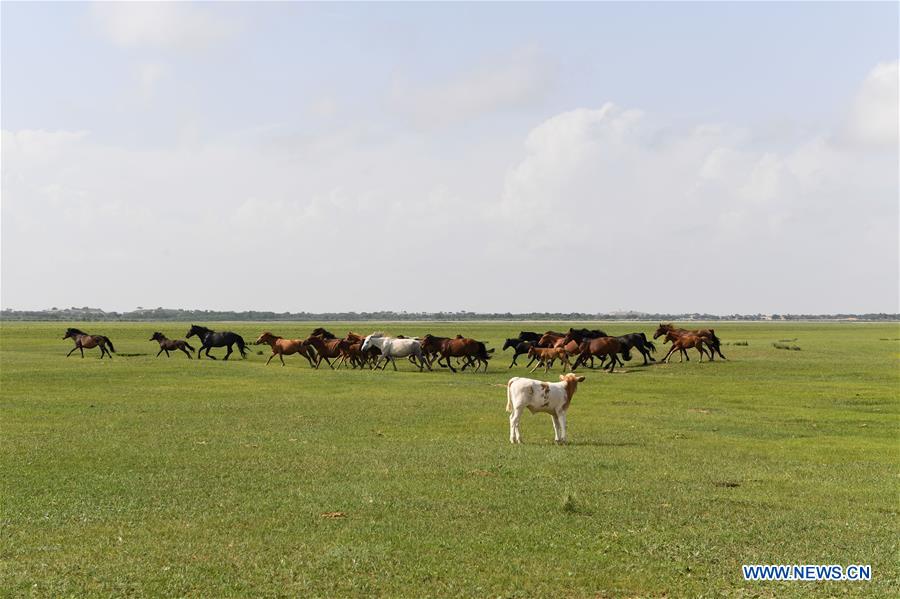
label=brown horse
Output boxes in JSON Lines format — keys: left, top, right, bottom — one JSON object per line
{"left": 433, "top": 336, "right": 493, "bottom": 372}
{"left": 571, "top": 336, "right": 631, "bottom": 372}
{"left": 333, "top": 338, "right": 367, "bottom": 369}
{"left": 149, "top": 332, "right": 195, "bottom": 359}
{"left": 537, "top": 332, "right": 566, "bottom": 348}
{"left": 527, "top": 346, "right": 573, "bottom": 373}
{"left": 653, "top": 324, "right": 725, "bottom": 359}
{"left": 255, "top": 332, "right": 315, "bottom": 367}
{"left": 420, "top": 334, "right": 453, "bottom": 367}
{"left": 658, "top": 330, "right": 710, "bottom": 363}
{"left": 346, "top": 332, "right": 381, "bottom": 367}
{"left": 305, "top": 334, "right": 344, "bottom": 369}
{"left": 63, "top": 328, "right": 115, "bottom": 359}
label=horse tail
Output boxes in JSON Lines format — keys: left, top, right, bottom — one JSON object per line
{"left": 102, "top": 336, "right": 116, "bottom": 353}
{"left": 640, "top": 333, "right": 656, "bottom": 353}
{"left": 236, "top": 336, "right": 248, "bottom": 356}
{"left": 708, "top": 329, "right": 722, "bottom": 349}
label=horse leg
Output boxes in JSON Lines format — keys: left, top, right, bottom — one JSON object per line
{"left": 265, "top": 354, "right": 275, "bottom": 366}
{"left": 661, "top": 346, "right": 677, "bottom": 364}
{"left": 446, "top": 356, "right": 457, "bottom": 373}
{"left": 323, "top": 356, "right": 335, "bottom": 370}
{"left": 223, "top": 344, "right": 233, "bottom": 361}
{"left": 181, "top": 347, "right": 192, "bottom": 359}
{"left": 165, "top": 349, "right": 170, "bottom": 358}
{"left": 67, "top": 346, "right": 78, "bottom": 357}
{"left": 206, "top": 347, "right": 216, "bottom": 359}
{"left": 80, "top": 346, "right": 85, "bottom": 358}
{"left": 280, "top": 354, "right": 286, "bottom": 367}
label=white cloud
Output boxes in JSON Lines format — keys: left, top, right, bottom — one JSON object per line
{"left": 498, "top": 98, "right": 897, "bottom": 312}
{"left": 846, "top": 60, "right": 899, "bottom": 148}
{"left": 2, "top": 61, "right": 897, "bottom": 314}
{"left": 89, "top": 3, "right": 237, "bottom": 50}
{"left": 392, "top": 48, "right": 556, "bottom": 127}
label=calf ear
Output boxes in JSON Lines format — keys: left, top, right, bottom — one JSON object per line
{"left": 577, "top": 376, "right": 585, "bottom": 382}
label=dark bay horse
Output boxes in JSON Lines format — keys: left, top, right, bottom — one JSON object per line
{"left": 186, "top": 325, "right": 248, "bottom": 360}
{"left": 149, "top": 332, "right": 195, "bottom": 359}
{"left": 570, "top": 336, "right": 631, "bottom": 372}
{"left": 433, "top": 336, "right": 493, "bottom": 372}
{"left": 63, "top": 328, "right": 115, "bottom": 359}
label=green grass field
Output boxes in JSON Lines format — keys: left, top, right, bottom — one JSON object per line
{"left": 2, "top": 321, "right": 898, "bottom": 597}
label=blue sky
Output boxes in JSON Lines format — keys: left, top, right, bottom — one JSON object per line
{"left": 2, "top": 2, "right": 898, "bottom": 313}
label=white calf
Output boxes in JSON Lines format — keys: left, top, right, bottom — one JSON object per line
{"left": 506, "top": 373, "right": 585, "bottom": 444}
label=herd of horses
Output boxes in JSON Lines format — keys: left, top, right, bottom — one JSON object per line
{"left": 62, "top": 324, "right": 726, "bottom": 371}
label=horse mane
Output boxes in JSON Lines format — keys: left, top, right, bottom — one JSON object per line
{"left": 66, "top": 328, "right": 87, "bottom": 335}
{"left": 191, "top": 324, "right": 213, "bottom": 332}
{"left": 369, "top": 332, "right": 385, "bottom": 338}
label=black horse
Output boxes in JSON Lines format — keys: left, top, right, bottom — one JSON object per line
{"left": 567, "top": 327, "right": 608, "bottom": 339}
{"left": 516, "top": 331, "right": 542, "bottom": 343}
{"left": 186, "top": 325, "right": 248, "bottom": 360}
{"left": 502, "top": 338, "right": 539, "bottom": 369}
{"left": 615, "top": 333, "right": 657, "bottom": 365}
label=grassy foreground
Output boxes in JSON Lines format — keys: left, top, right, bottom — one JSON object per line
{"left": 1, "top": 321, "right": 898, "bottom": 597}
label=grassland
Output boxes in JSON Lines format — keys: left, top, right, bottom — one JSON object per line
{"left": 1, "top": 321, "right": 898, "bottom": 597}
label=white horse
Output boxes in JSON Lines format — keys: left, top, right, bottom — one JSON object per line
{"left": 361, "top": 333, "right": 431, "bottom": 372}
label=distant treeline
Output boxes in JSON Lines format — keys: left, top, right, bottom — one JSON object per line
{"left": 1, "top": 307, "right": 897, "bottom": 322}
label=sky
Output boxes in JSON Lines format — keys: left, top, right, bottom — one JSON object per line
{"left": 2, "top": 1, "right": 898, "bottom": 314}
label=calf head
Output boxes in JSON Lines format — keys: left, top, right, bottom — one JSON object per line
{"left": 559, "top": 373, "right": 586, "bottom": 405}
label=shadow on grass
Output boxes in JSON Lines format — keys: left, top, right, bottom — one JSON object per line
{"left": 569, "top": 440, "right": 642, "bottom": 447}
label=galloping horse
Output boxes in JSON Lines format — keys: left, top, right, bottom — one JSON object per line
{"left": 304, "top": 334, "right": 343, "bottom": 369}
{"left": 614, "top": 333, "right": 656, "bottom": 365}
{"left": 186, "top": 325, "right": 248, "bottom": 360}
{"left": 502, "top": 338, "right": 540, "bottom": 369}
{"left": 653, "top": 324, "right": 725, "bottom": 360}
{"left": 149, "top": 332, "right": 195, "bottom": 359}
{"left": 656, "top": 329, "right": 711, "bottom": 363}
{"left": 63, "top": 328, "right": 115, "bottom": 359}
{"left": 571, "top": 336, "right": 632, "bottom": 372}
{"left": 361, "top": 333, "right": 430, "bottom": 371}
{"left": 433, "top": 336, "right": 493, "bottom": 373}
{"left": 255, "top": 332, "right": 315, "bottom": 367}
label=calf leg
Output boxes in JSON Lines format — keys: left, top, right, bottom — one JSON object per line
{"left": 509, "top": 407, "right": 523, "bottom": 444}
{"left": 551, "top": 413, "right": 562, "bottom": 443}
{"left": 557, "top": 411, "right": 568, "bottom": 444}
